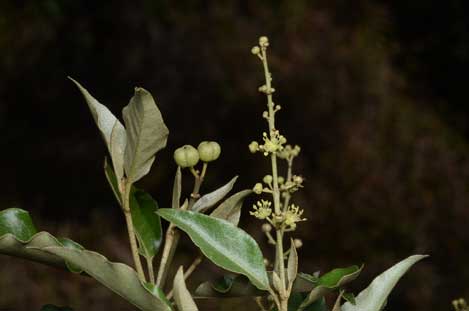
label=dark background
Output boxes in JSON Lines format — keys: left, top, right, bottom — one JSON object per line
{"left": 1, "top": 1, "right": 469, "bottom": 310}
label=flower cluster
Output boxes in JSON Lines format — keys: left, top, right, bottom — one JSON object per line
{"left": 280, "top": 175, "right": 304, "bottom": 194}
{"left": 250, "top": 200, "right": 306, "bottom": 230}
{"left": 284, "top": 204, "right": 306, "bottom": 229}
{"left": 249, "top": 130, "right": 287, "bottom": 156}
{"left": 277, "top": 144, "right": 301, "bottom": 160}
{"left": 250, "top": 200, "right": 272, "bottom": 219}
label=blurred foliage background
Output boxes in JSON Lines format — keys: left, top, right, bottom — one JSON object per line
{"left": 1, "top": 1, "right": 469, "bottom": 310}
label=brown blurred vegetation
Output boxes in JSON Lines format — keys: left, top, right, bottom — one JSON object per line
{"left": 1, "top": 1, "right": 469, "bottom": 310}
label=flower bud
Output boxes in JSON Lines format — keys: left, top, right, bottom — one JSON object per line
{"left": 262, "top": 223, "right": 272, "bottom": 232}
{"left": 259, "top": 36, "right": 269, "bottom": 47}
{"left": 251, "top": 46, "right": 260, "bottom": 55}
{"left": 198, "top": 141, "right": 221, "bottom": 162}
{"left": 249, "top": 141, "right": 259, "bottom": 153}
{"left": 263, "top": 175, "right": 273, "bottom": 184}
{"left": 278, "top": 176, "right": 285, "bottom": 184}
{"left": 173, "top": 145, "right": 199, "bottom": 168}
{"left": 253, "top": 183, "right": 263, "bottom": 194}
{"left": 293, "top": 238, "right": 303, "bottom": 248}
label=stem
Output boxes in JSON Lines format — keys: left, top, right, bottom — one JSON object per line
{"left": 254, "top": 297, "right": 269, "bottom": 311}
{"left": 188, "top": 163, "right": 207, "bottom": 209}
{"left": 155, "top": 223, "right": 180, "bottom": 289}
{"left": 261, "top": 45, "right": 288, "bottom": 310}
{"left": 265, "top": 230, "right": 277, "bottom": 245}
{"left": 156, "top": 164, "right": 206, "bottom": 288}
{"left": 146, "top": 257, "right": 155, "bottom": 284}
{"left": 166, "top": 255, "right": 203, "bottom": 299}
{"left": 282, "top": 158, "right": 294, "bottom": 212}
{"left": 122, "top": 182, "right": 146, "bottom": 282}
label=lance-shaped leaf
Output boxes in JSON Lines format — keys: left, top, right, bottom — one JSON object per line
{"left": 0, "top": 208, "right": 83, "bottom": 273}
{"left": 110, "top": 120, "right": 127, "bottom": 183}
{"left": 144, "top": 283, "right": 173, "bottom": 310}
{"left": 122, "top": 87, "right": 169, "bottom": 182}
{"left": 70, "top": 78, "right": 126, "bottom": 182}
{"left": 0, "top": 208, "right": 37, "bottom": 241}
{"left": 192, "top": 176, "right": 238, "bottom": 212}
{"left": 287, "top": 239, "right": 298, "bottom": 289}
{"left": 57, "top": 238, "right": 85, "bottom": 273}
{"left": 299, "top": 265, "right": 363, "bottom": 310}
{"left": 158, "top": 209, "right": 270, "bottom": 290}
{"left": 173, "top": 266, "right": 199, "bottom": 311}
{"left": 130, "top": 187, "right": 163, "bottom": 259}
{"left": 172, "top": 167, "right": 182, "bottom": 209}
{"left": 341, "top": 255, "right": 427, "bottom": 311}
{"left": 104, "top": 157, "right": 122, "bottom": 205}
{"left": 105, "top": 156, "right": 164, "bottom": 263}
{"left": 43, "top": 246, "right": 171, "bottom": 311}
{"left": 272, "top": 271, "right": 283, "bottom": 293}
{"left": 210, "top": 190, "right": 252, "bottom": 225}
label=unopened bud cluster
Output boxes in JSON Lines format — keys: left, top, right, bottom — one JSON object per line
{"left": 174, "top": 141, "right": 221, "bottom": 168}
{"left": 278, "top": 144, "right": 301, "bottom": 160}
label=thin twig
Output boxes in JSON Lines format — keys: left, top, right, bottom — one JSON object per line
{"left": 156, "top": 164, "right": 207, "bottom": 288}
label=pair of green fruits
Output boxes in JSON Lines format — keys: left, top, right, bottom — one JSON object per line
{"left": 173, "top": 141, "right": 221, "bottom": 168}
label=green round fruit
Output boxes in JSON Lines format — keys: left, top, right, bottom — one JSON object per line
{"left": 173, "top": 145, "right": 200, "bottom": 168}
{"left": 197, "top": 141, "right": 221, "bottom": 162}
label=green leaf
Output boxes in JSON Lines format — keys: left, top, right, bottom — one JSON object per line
{"left": 122, "top": 87, "right": 169, "bottom": 182}
{"left": 298, "top": 272, "right": 319, "bottom": 284}
{"left": 104, "top": 157, "right": 122, "bottom": 205}
{"left": 70, "top": 78, "right": 126, "bottom": 182}
{"left": 341, "top": 255, "right": 427, "bottom": 311}
{"left": 210, "top": 190, "right": 252, "bottom": 225}
{"left": 0, "top": 211, "right": 170, "bottom": 311}
{"left": 172, "top": 166, "right": 182, "bottom": 209}
{"left": 0, "top": 208, "right": 37, "bottom": 241}
{"left": 43, "top": 246, "right": 171, "bottom": 311}
{"left": 299, "top": 265, "right": 363, "bottom": 309}
{"left": 157, "top": 209, "right": 270, "bottom": 290}
{"left": 272, "top": 271, "right": 283, "bottom": 293}
{"left": 130, "top": 188, "right": 163, "bottom": 259}
{"left": 0, "top": 230, "right": 70, "bottom": 269}
{"left": 0, "top": 209, "right": 85, "bottom": 274}
{"left": 40, "top": 304, "right": 74, "bottom": 311}
{"left": 144, "top": 282, "right": 173, "bottom": 310}
{"left": 173, "top": 266, "right": 199, "bottom": 311}
{"left": 57, "top": 238, "right": 85, "bottom": 273}
{"left": 192, "top": 176, "right": 238, "bottom": 212}
{"left": 105, "top": 160, "right": 163, "bottom": 259}
{"left": 110, "top": 119, "right": 127, "bottom": 183}
{"left": 287, "top": 239, "right": 298, "bottom": 288}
